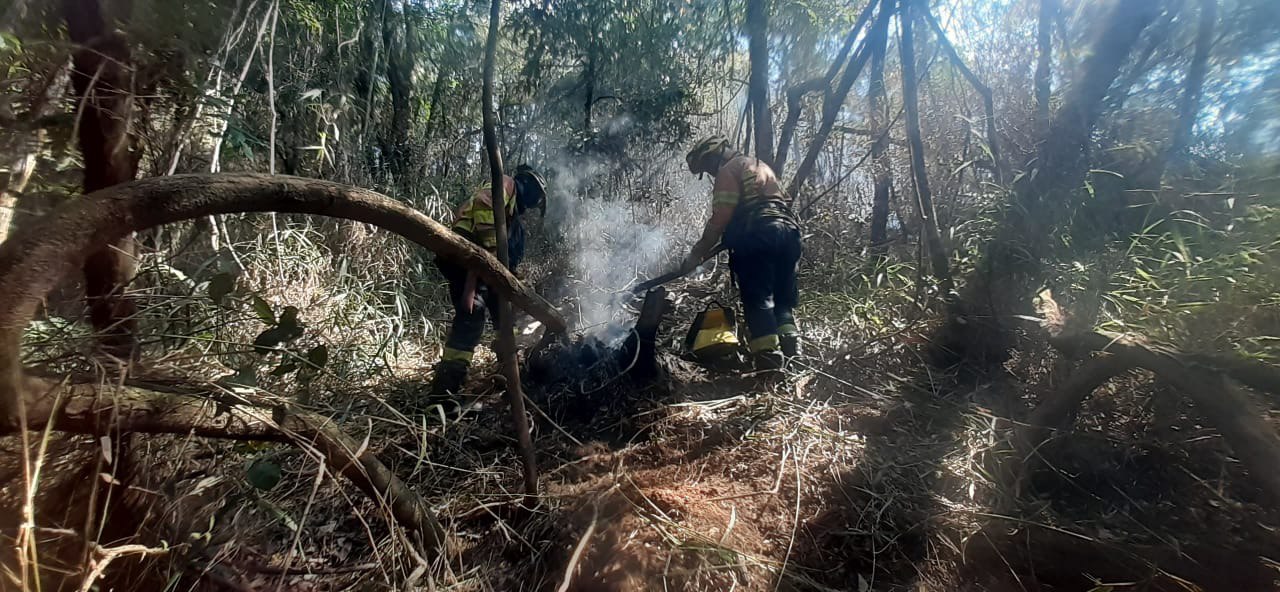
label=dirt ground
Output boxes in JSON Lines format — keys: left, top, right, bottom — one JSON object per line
{"left": 3, "top": 323, "right": 1279, "bottom": 591}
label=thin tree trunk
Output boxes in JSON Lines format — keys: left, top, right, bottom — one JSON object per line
{"left": 898, "top": 0, "right": 953, "bottom": 297}
{"left": 774, "top": 0, "right": 875, "bottom": 175}
{"left": 209, "top": 2, "right": 273, "bottom": 174}
{"left": 746, "top": 0, "right": 774, "bottom": 165}
{"left": 480, "top": 0, "right": 539, "bottom": 500}
{"left": 65, "top": 0, "right": 141, "bottom": 360}
{"left": 266, "top": 0, "right": 279, "bottom": 175}
{"left": 922, "top": 6, "right": 1005, "bottom": 183}
{"left": 423, "top": 67, "right": 447, "bottom": 142}
{"left": 1035, "top": 0, "right": 1056, "bottom": 135}
{"left": 774, "top": 79, "right": 821, "bottom": 176}
{"left": 867, "top": 18, "right": 892, "bottom": 261}
{"left": 786, "top": 0, "right": 890, "bottom": 197}
{"left": 0, "top": 147, "right": 36, "bottom": 244}
{"left": 166, "top": 0, "right": 257, "bottom": 176}
{"left": 382, "top": 0, "right": 412, "bottom": 178}
{"left": 1165, "top": 0, "right": 1215, "bottom": 173}
{"left": 357, "top": 0, "right": 384, "bottom": 149}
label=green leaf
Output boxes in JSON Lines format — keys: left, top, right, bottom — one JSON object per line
{"left": 246, "top": 459, "right": 282, "bottom": 491}
{"left": 305, "top": 345, "right": 329, "bottom": 370}
{"left": 207, "top": 272, "right": 237, "bottom": 304}
{"left": 0, "top": 33, "right": 21, "bottom": 53}
{"left": 251, "top": 296, "right": 276, "bottom": 324}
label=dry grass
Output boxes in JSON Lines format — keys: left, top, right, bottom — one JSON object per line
{"left": 4, "top": 210, "right": 1279, "bottom": 592}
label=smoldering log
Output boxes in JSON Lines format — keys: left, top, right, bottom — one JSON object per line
{"left": 526, "top": 288, "right": 671, "bottom": 391}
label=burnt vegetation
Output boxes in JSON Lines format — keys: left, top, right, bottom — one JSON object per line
{"left": 1, "top": 0, "right": 1279, "bottom": 590}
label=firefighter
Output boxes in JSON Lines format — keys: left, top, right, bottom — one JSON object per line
{"left": 427, "top": 164, "right": 547, "bottom": 405}
{"left": 679, "top": 136, "right": 802, "bottom": 369}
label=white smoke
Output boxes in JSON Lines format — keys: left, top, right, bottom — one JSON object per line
{"left": 539, "top": 151, "right": 689, "bottom": 345}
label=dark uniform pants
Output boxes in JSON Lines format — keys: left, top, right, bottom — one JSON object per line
{"left": 729, "top": 221, "right": 802, "bottom": 352}
{"left": 436, "top": 259, "right": 499, "bottom": 362}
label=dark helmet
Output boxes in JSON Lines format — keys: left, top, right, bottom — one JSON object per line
{"left": 513, "top": 164, "right": 547, "bottom": 216}
{"left": 686, "top": 135, "right": 731, "bottom": 175}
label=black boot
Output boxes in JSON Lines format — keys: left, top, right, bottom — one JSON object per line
{"left": 752, "top": 349, "right": 785, "bottom": 372}
{"left": 429, "top": 359, "right": 470, "bottom": 396}
{"left": 423, "top": 359, "right": 470, "bottom": 418}
{"left": 780, "top": 333, "right": 801, "bottom": 358}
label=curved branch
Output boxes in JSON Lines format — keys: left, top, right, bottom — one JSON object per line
{"left": 786, "top": 0, "right": 890, "bottom": 197}
{"left": 17, "top": 378, "right": 446, "bottom": 555}
{"left": 0, "top": 173, "right": 569, "bottom": 423}
{"left": 775, "top": 0, "right": 879, "bottom": 172}
{"left": 921, "top": 5, "right": 1005, "bottom": 183}
{"left": 1047, "top": 332, "right": 1280, "bottom": 504}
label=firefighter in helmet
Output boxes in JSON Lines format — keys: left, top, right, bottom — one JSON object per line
{"left": 678, "top": 136, "right": 802, "bottom": 369}
{"left": 428, "top": 164, "right": 548, "bottom": 406}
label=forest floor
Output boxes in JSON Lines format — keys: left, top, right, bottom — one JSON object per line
{"left": 2, "top": 277, "right": 1279, "bottom": 592}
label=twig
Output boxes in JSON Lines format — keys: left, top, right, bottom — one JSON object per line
{"left": 274, "top": 457, "right": 325, "bottom": 592}
{"left": 773, "top": 443, "right": 804, "bottom": 592}
{"left": 78, "top": 544, "right": 170, "bottom": 592}
{"left": 523, "top": 394, "right": 584, "bottom": 447}
{"left": 556, "top": 501, "right": 599, "bottom": 592}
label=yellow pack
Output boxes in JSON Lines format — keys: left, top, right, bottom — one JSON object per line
{"left": 685, "top": 302, "right": 740, "bottom": 360}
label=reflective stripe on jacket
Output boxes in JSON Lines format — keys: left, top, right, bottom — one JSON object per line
{"left": 452, "top": 176, "right": 518, "bottom": 250}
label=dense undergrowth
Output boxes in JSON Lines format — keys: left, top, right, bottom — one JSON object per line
{"left": 3, "top": 0, "right": 1280, "bottom": 589}
{"left": 6, "top": 162, "right": 1278, "bottom": 591}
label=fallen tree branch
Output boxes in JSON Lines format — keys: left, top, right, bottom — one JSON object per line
{"left": 1187, "top": 352, "right": 1280, "bottom": 398}
{"left": 0, "top": 173, "right": 569, "bottom": 423}
{"left": 1019, "top": 353, "right": 1133, "bottom": 450}
{"left": 1044, "top": 331, "right": 1280, "bottom": 504}
{"left": 16, "top": 377, "right": 447, "bottom": 556}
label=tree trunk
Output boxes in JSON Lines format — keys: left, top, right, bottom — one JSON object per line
{"left": 382, "top": 0, "right": 412, "bottom": 178}
{"left": 922, "top": 6, "right": 1005, "bottom": 183}
{"left": 65, "top": 0, "right": 141, "bottom": 361}
{"left": 584, "top": 59, "right": 594, "bottom": 135}
{"left": 481, "top": 0, "right": 539, "bottom": 500}
{"left": 357, "top": 1, "right": 383, "bottom": 146}
{"left": 0, "top": 149, "right": 34, "bottom": 244}
{"left": 867, "top": 16, "right": 893, "bottom": 261}
{"left": 424, "top": 67, "right": 447, "bottom": 142}
{"left": 746, "top": 0, "right": 774, "bottom": 166}
{"left": 1164, "top": 0, "right": 1215, "bottom": 174}
{"left": 786, "top": 0, "right": 890, "bottom": 197}
{"left": 1035, "top": 0, "right": 1056, "bottom": 135}
{"left": 774, "top": 79, "right": 823, "bottom": 176}
{"left": 898, "top": 0, "right": 953, "bottom": 297}
{"left": 943, "top": 0, "right": 1162, "bottom": 365}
